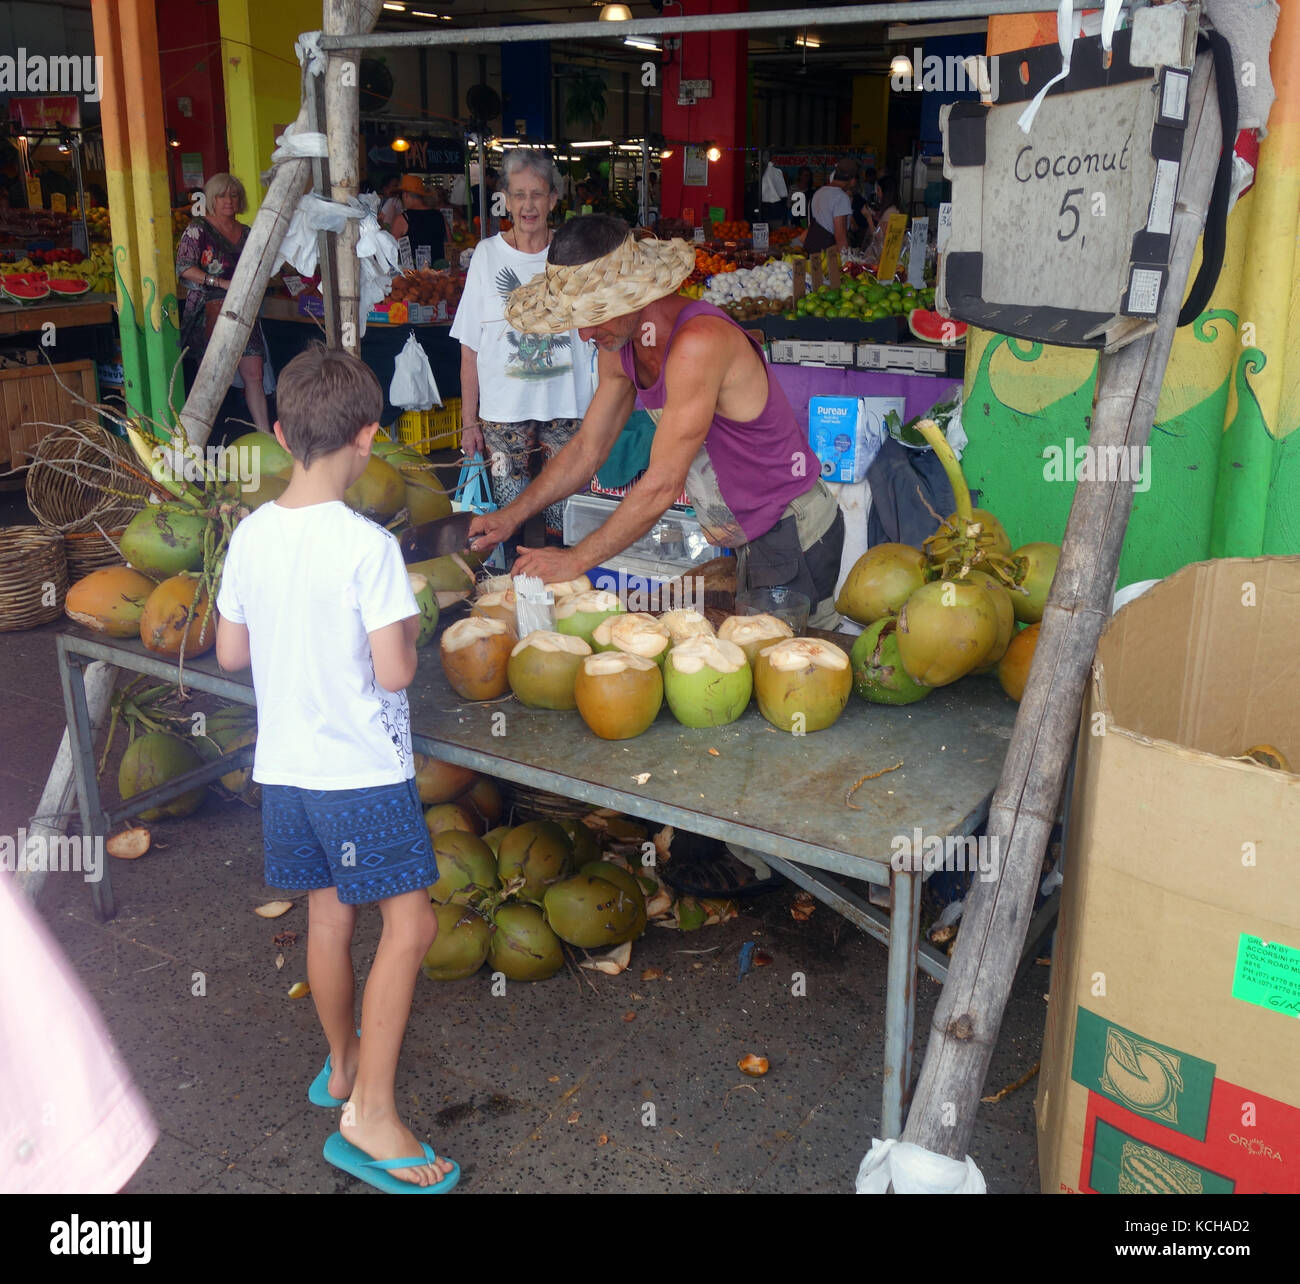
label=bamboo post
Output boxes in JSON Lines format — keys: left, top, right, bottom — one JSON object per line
{"left": 180, "top": 3, "right": 381, "bottom": 448}
{"left": 325, "top": 0, "right": 369, "bottom": 357}
{"left": 900, "top": 54, "right": 1224, "bottom": 1160}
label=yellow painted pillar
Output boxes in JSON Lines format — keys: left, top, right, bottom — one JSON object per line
{"left": 218, "top": 0, "right": 322, "bottom": 215}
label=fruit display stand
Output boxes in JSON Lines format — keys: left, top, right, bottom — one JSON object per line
{"left": 54, "top": 622, "right": 1017, "bottom": 1138}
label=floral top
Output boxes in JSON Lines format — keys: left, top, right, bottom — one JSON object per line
{"left": 175, "top": 217, "right": 267, "bottom": 362}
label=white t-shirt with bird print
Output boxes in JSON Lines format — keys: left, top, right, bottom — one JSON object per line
{"left": 449, "top": 233, "right": 596, "bottom": 423}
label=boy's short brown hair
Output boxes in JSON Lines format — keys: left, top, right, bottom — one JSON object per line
{"left": 275, "top": 344, "right": 383, "bottom": 468}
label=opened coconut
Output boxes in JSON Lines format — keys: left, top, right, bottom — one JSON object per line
{"left": 121, "top": 505, "right": 208, "bottom": 578}
{"left": 753, "top": 638, "right": 852, "bottom": 733}
{"left": 835, "top": 543, "right": 928, "bottom": 625}
{"left": 896, "top": 579, "right": 1000, "bottom": 687}
{"left": 660, "top": 608, "right": 715, "bottom": 645}
{"left": 119, "top": 731, "right": 206, "bottom": 820}
{"left": 496, "top": 820, "right": 572, "bottom": 904}
{"left": 472, "top": 589, "right": 519, "bottom": 633}
{"left": 546, "top": 575, "right": 592, "bottom": 599}
{"left": 488, "top": 903, "right": 563, "bottom": 981}
{"left": 409, "top": 573, "right": 439, "bottom": 647}
{"left": 507, "top": 630, "right": 591, "bottom": 710}
{"left": 421, "top": 903, "right": 492, "bottom": 981}
{"left": 664, "top": 636, "right": 752, "bottom": 727}
{"left": 428, "top": 830, "right": 499, "bottom": 903}
{"left": 574, "top": 651, "right": 663, "bottom": 740}
{"left": 717, "top": 613, "right": 794, "bottom": 667}
{"left": 140, "top": 574, "right": 216, "bottom": 656}
{"left": 440, "top": 616, "right": 514, "bottom": 700}
{"left": 414, "top": 754, "right": 477, "bottom": 804}
{"left": 344, "top": 454, "right": 406, "bottom": 521}
{"left": 65, "top": 566, "right": 156, "bottom": 638}
{"left": 850, "top": 617, "right": 931, "bottom": 705}
{"left": 594, "top": 612, "right": 671, "bottom": 668}
{"left": 554, "top": 589, "right": 625, "bottom": 648}
{"left": 544, "top": 872, "right": 644, "bottom": 948}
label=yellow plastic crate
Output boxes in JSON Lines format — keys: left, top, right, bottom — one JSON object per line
{"left": 395, "top": 398, "right": 461, "bottom": 452}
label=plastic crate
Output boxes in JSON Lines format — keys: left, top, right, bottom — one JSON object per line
{"left": 395, "top": 398, "right": 461, "bottom": 451}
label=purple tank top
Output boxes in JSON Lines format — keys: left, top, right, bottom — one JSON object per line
{"left": 618, "top": 300, "right": 816, "bottom": 546}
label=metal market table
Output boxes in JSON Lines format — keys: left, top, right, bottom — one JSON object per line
{"left": 56, "top": 628, "right": 1017, "bottom": 1137}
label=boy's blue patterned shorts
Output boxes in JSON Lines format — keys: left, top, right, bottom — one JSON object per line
{"left": 261, "top": 778, "right": 438, "bottom": 905}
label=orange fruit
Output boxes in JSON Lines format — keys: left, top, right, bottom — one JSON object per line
{"left": 997, "top": 622, "right": 1040, "bottom": 702}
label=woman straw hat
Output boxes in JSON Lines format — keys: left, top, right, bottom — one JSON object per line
{"left": 505, "top": 232, "right": 696, "bottom": 334}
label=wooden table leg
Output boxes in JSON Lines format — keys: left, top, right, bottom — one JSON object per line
{"left": 882, "top": 866, "right": 923, "bottom": 1137}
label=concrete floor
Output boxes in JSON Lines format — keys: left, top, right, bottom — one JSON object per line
{"left": 0, "top": 605, "right": 1048, "bottom": 1195}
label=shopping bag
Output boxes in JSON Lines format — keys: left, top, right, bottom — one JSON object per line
{"left": 389, "top": 331, "right": 441, "bottom": 411}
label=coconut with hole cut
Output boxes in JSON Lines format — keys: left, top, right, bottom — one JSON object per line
{"left": 753, "top": 638, "right": 852, "bottom": 733}
{"left": 439, "top": 616, "right": 515, "bottom": 700}
{"left": 554, "top": 589, "right": 625, "bottom": 649}
{"left": 574, "top": 651, "right": 664, "bottom": 740}
{"left": 664, "top": 636, "right": 753, "bottom": 727}
{"left": 593, "top": 611, "right": 671, "bottom": 668}
{"left": 717, "top": 612, "right": 794, "bottom": 667}
{"left": 546, "top": 575, "right": 592, "bottom": 599}
{"left": 660, "top": 608, "right": 715, "bottom": 645}
{"left": 507, "top": 630, "right": 591, "bottom": 710}
{"left": 471, "top": 588, "right": 519, "bottom": 632}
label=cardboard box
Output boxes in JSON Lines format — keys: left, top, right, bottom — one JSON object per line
{"left": 769, "top": 339, "right": 855, "bottom": 367}
{"left": 1037, "top": 558, "right": 1300, "bottom": 1194}
{"left": 808, "top": 395, "right": 905, "bottom": 484}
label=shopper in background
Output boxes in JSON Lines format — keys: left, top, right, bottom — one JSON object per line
{"left": 850, "top": 166, "right": 876, "bottom": 248}
{"left": 804, "top": 159, "right": 855, "bottom": 254}
{"left": 790, "top": 166, "right": 814, "bottom": 222}
{"left": 865, "top": 173, "right": 902, "bottom": 268}
{"left": 377, "top": 173, "right": 404, "bottom": 227}
{"left": 176, "top": 172, "right": 273, "bottom": 434}
{"left": 760, "top": 154, "right": 789, "bottom": 226}
{"left": 450, "top": 149, "right": 596, "bottom": 546}
{"left": 388, "top": 174, "right": 448, "bottom": 267}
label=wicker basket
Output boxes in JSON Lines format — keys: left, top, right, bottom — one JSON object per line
{"left": 0, "top": 526, "right": 68, "bottom": 631}
{"left": 64, "top": 529, "right": 127, "bottom": 580}
{"left": 506, "top": 782, "right": 592, "bottom": 825}
{"left": 25, "top": 421, "right": 149, "bottom": 538}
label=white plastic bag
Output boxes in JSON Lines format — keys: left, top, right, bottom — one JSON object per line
{"left": 855, "top": 1138, "right": 986, "bottom": 1194}
{"left": 389, "top": 332, "right": 441, "bottom": 411}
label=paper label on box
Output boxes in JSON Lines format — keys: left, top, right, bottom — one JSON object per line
{"left": 1231, "top": 935, "right": 1300, "bottom": 1018}
{"left": 1146, "top": 158, "right": 1179, "bottom": 236}
{"left": 1071, "top": 1007, "right": 1214, "bottom": 1140}
{"left": 1126, "top": 267, "right": 1163, "bottom": 316}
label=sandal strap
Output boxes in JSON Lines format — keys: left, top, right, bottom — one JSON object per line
{"left": 360, "top": 1143, "right": 440, "bottom": 1172}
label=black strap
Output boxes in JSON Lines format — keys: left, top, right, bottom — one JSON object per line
{"left": 1177, "top": 29, "right": 1238, "bottom": 326}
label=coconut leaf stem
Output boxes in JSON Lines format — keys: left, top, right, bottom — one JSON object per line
{"left": 913, "top": 416, "right": 972, "bottom": 524}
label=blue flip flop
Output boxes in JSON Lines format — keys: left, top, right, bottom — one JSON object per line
{"left": 323, "top": 1131, "right": 460, "bottom": 1194}
{"left": 308, "top": 1029, "right": 363, "bottom": 1108}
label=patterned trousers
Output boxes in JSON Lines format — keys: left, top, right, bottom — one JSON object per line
{"left": 479, "top": 417, "right": 582, "bottom": 537}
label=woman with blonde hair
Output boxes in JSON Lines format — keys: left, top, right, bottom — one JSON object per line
{"left": 176, "top": 172, "right": 273, "bottom": 433}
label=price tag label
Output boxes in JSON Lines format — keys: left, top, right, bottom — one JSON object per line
{"left": 875, "top": 213, "right": 910, "bottom": 282}
{"left": 693, "top": 227, "right": 705, "bottom": 244}
{"left": 751, "top": 222, "right": 769, "bottom": 251}
{"left": 415, "top": 246, "right": 432, "bottom": 271}
{"left": 397, "top": 236, "right": 414, "bottom": 271}
{"left": 936, "top": 203, "right": 953, "bottom": 254}
{"left": 51, "top": 192, "right": 66, "bottom": 213}
{"left": 282, "top": 273, "right": 305, "bottom": 297}
{"left": 907, "top": 218, "right": 929, "bottom": 288}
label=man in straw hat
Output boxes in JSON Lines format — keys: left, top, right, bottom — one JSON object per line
{"left": 468, "top": 215, "right": 844, "bottom": 629}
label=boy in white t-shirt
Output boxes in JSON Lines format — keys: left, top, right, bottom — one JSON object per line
{"left": 215, "top": 345, "right": 458, "bottom": 1195}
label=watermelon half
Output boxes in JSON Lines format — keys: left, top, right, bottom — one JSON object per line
{"left": 47, "top": 277, "right": 91, "bottom": 295}
{"left": 907, "top": 308, "right": 967, "bottom": 345}
{"left": 2, "top": 273, "right": 50, "bottom": 303}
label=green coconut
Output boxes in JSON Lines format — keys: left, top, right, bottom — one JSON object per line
{"left": 237, "top": 471, "right": 289, "bottom": 511}
{"left": 664, "top": 635, "right": 753, "bottom": 727}
{"left": 230, "top": 430, "right": 294, "bottom": 479}
{"left": 414, "top": 754, "right": 477, "bottom": 804}
{"left": 554, "top": 589, "right": 626, "bottom": 648}
{"left": 202, "top": 722, "right": 258, "bottom": 794}
{"left": 896, "top": 578, "right": 1000, "bottom": 687}
{"left": 481, "top": 826, "right": 511, "bottom": 857}
{"left": 428, "top": 830, "right": 500, "bottom": 903}
{"left": 421, "top": 903, "right": 493, "bottom": 980}
{"left": 574, "top": 651, "right": 664, "bottom": 740}
{"left": 753, "top": 638, "right": 853, "bottom": 733}
{"left": 595, "top": 612, "right": 671, "bottom": 668}
{"left": 408, "top": 573, "right": 439, "bottom": 647}
{"left": 1011, "top": 542, "right": 1060, "bottom": 623}
{"left": 964, "top": 570, "right": 1016, "bottom": 672}
{"left": 507, "top": 630, "right": 591, "bottom": 710}
{"left": 345, "top": 454, "right": 406, "bottom": 520}
{"left": 424, "top": 801, "right": 479, "bottom": 838}
{"left": 578, "top": 860, "right": 647, "bottom": 939}
{"left": 544, "top": 873, "right": 643, "bottom": 948}
{"left": 460, "top": 776, "right": 504, "bottom": 830}
{"left": 835, "top": 543, "right": 929, "bottom": 625}
{"left": 496, "top": 820, "right": 573, "bottom": 904}
{"left": 488, "top": 903, "right": 564, "bottom": 980}
{"left": 120, "top": 505, "right": 208, "bottom": 578}
{"left": 558, "top": 819, "right": 602, "bottom": 868}
{"left": 118, "top": 731, "right": 206, "bottom": 820}
{"left": 406, "top": 554, "right": 477, "bottom": 610}
{"left": 404, "top": 471, "right": 454, "bottom": 525}
{"left": 850, "top": 617, "right": 931, "bottom": 705}
{"left": 717, "top": 612, "right": 794, "bottom": 667}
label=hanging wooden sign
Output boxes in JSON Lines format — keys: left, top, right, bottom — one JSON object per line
{"left": 938, "top": 4, "right": 1199, "bottom": 351}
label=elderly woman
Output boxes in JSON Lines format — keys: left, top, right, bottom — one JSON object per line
{"left": 449, "top": 148, "right": 596, "bottom": 541}
{"left": 175, "top": 173, "right": 272, "bottom": 433}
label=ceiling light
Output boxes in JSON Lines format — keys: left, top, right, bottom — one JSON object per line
{"left": 795, "top": 35, "right": 821, "bottom": 49}
{"left": 624, "top": 37, "right": 660, "bottom": 51}
{"left": 599, "top": 4, "right": 633, "bottom": 20}
{"left": 571, "top": 139, "right": 613, "bottom": 148}
{"left": 383, "top": 3, "right": 406, "bottom": 11}
{"left": 391, "top": 136, "right": 410, "bottom": 152}
{"left": 890, "top": 53, "right": 914, "bottom": 79}
{"left": 59, "top": 142, "right": 71, "bottom": 153}
{"left": 660, "top": 149, "right": 673, "bottom": 160}
{"left": 706, "top": 145, "right": 721, "bottom": 162}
